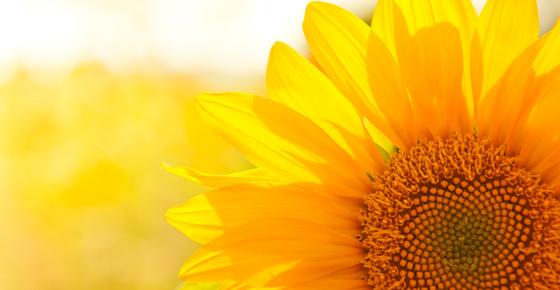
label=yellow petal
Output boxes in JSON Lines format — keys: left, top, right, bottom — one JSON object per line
{"left": 285, "top": 280, "right": 369, "bottom": 290}
{"left": 487, "top": 33, "right": 554, "bottom": 148}
{"left": 219, "top": 282, "right": 250, "bottom": 290}
{"left": 393, "top": 0, "right": 476, "bottom": 139}
{"left": 366, "top": 29, "right": 417, "bottom": 148}
{"left": 180, "top": 282, "right": 224, "bottom": 290}
{"left": 218, "top": 266, "right": 368, "bottom": 290}
{"left": 471, "top": 0, "right": 539, "bottom": 136}
{"left": 486, "top": 23, "right": 560, "bottom": 180}
{"left": 162, "top": 163, "right": 280, "bottom": 188}
{"left": 515, "top": 75, "right": 560, "bottom": 173}
{"left": 371, "top": 0, "right": 397, "bottom": 59}
{"left": 303, "top": 1, "right": 408, "bottom": 148}
{"left": 180, "top": 218, "right": 365, "bottom": 287}
{"left": 166, "top": 183, "right": 362, "bottom": 244}
{"left": 196, "top": 92, "right": 371, "bottom": 204}
{"left": 219, "top": 282, "right": 277, "bottom": 290}
{"left": 266, "top": 42, "right": 385, "bottom": 174}
{"left": 283, "top": 264, "right": 368, "bottom": 290}
{"left": 517, "top": 83, "right": 560, "bottom": 176}
{"left": 364, "top": 118, "right": 397, "bottom": 161}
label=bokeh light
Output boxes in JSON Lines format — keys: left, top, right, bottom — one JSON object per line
{"left": 0, "top": 0, "right": 558, "bottom": 289}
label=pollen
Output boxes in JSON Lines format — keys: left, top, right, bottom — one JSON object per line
{"left": 359, "top": 134, "right": 560, "bottom": 290}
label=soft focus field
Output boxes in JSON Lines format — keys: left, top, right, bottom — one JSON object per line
{"left": 0, "top": 65, "right": 259, "bottom": 289}
{"left": 1, "top": 0, "right": 559, "bottom": 289}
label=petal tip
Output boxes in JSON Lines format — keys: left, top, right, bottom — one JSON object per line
{"left": 305, "top": 1, "right": 330, "bottom": 16}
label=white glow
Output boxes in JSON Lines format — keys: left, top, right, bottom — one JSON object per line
{"left": 20, "top": 1, "right": 91, "bottom": 83}
{"left": 0, "top": 0, "right": 557, "bottom": 83}
{"left": 146, "top": 0, "right": 377, "bottom": 75}
{"left": 0, "top": 2, "right": 23, "bottom": 84}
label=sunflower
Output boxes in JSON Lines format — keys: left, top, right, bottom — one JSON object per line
{"left": 164, "top": 0, "right": 560, "bottom": 289}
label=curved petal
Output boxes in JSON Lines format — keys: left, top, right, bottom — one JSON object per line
{"left": 373, "top": 0, "right": 476, "bottom": 118}
{"left": 484, "top": 24, "right": 560, "bottom": 195}
{"left": 488, "top": 32, "right": 554, "bottom": 148}
{"left": 180, "top": 282, "right": 224, "bottom": 290}
{"left": 303, "top": 1, "right": 408, "bottom": 148}
{"left": 487, "top": 24, "right": 560, "bottom": 178}
{"left": 393, "top": 0, "right": 476, "bottom": 139}
{"left": 365, "top": 29, "right": 417, "bottom": 148}
{"left": 219, "top": 282, "right": 252, "bottom": 290}
{"left": 196, "top": 92, "right": 371, "bottom": 205}
{"left": 266, "top": 41, "right": 385, "bottom": 174}
{"left": 471, "top": 0, "right": 539, "bottom": 136}
{"left": 285, "top": 280, "right": 369, "bottom": 290}
{"left": 166, "top": 183, "right": 362, "bottom": 244}
{"left": 218, "top": 265, "right": 368, "bottom": 290}
{"left": 180, "top": 218, "right": 365, "bottom": 288}
{"left": 517, "top": 82, "right": 560, "bottom": 193}
{"left": 219, "top": 282, "right": 277, "bottom": 290}
{"left": 371, "top": 0, "right": 397, "bottom": 59}
{"left": 163, "top": 163, "right": 281, "bottom": 188}
{"left": 364, "top": 118, "right": 397, "bottom": 161}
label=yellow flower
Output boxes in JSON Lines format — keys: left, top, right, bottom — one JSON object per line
{"left": 165, "top": 0, "right": 560, "bottom": 289}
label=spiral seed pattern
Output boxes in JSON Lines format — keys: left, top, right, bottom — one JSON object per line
{"left": 359, "top": 134, "right": 560, "bottom": 290}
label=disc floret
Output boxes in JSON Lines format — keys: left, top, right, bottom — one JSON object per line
{"left": 359, "top": 134, "right": 560, "bottom": 290}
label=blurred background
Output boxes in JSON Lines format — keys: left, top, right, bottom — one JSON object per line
{"left": 0, "top": 0, "right": 558, "bottom": 289}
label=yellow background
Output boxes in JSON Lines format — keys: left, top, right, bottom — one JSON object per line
{"left": 0, "top": 64, "right": 261, "bottom": 289}
{"left": 0, "top": 1, "right": 558, "bottom": 289}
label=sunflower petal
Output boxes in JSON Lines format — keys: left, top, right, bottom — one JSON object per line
{"left": 303, "top": 2, "right": 422, "bottom": 148}
{"left": 266, "top": 41, "right": 385, "bottom": 173}
{"left": 285, "top": 280, "right": 369, "bottom": 290}
{"left": 179, "top": 282, "right": 224, "bottom": 290}
{"left": 487, "top": 32, "right": 552, "bottom": 149}
{"left": 471, "top": 0, "right": 539, "bottom": 136}
{"left": 180, "top": 218, "right": 365, "bottom": 287}
{"left": 196, "top": 92, "right": 371, "bottom": 203}
{"left": 166, "top": 183, "right": 362, "bottom": 244}
{"left": 486, "top": 23, "right": 560, "bottom": 184}
{"left": 517, "top": 82, "right": 560, "bottom": 184}
{"left": 371, "top": 0, "right": 397, "bottom": 59}
{"left": 303, "top": 1, "right": 409, "bottom": 148}
{"left": 364, "top": 118, "right": 397, "bottom": 160}
{"left": 393, "top": 0, "right": 476, "bottom": 139}
{"left": 373, "top": 0, "right": 476, "bottom": 95}
{"left": 162, "top": 163, "right": 280, "bottom": 188}
{"left": 365, "top": 29, "right": 417, "bottom": 148}
{"left": 218, "top": 266, "right": 368, "bottom": 290}
{"left": 219, "top": 281, "right": 277, "bottom": 290}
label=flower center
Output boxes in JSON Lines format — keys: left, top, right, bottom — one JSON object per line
{"left": 359, "top": 133, "right": 560, "bottom": 290}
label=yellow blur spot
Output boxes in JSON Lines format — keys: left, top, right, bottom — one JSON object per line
{"left": 0, "top": 64, "right": 254, "bottom": 289}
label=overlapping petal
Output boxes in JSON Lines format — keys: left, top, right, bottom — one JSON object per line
{"left": 166, "top": 183, "right": 362, "bottom": 244}
{"left": 166, "top": 1, "right": 560, "bottom": 289}
{"left": 196, "top": 92, "right": 372, "bottom": 205}
{"left": 484, "top": 20, "right": 560, "bottom": 193}
{"left": 180, "top": 218, "right": 365, "bottom": 287}
{"left": 162, "top": 163, "right": 280, "bottom": 188}
{"left": 303, "top": 1, "right": 410, "bottom": 148}
{"left": 266, "top": 41, "right": 385, "bottom": 173}
{"left": 393, "top": 0, "right": 476, "bottom": 140}
{"left": 472, "top": 0, "right": 539, "bottom": 136}
{"left": 219, "top": 281, "right": 277, "bottom": 290}
{"left": 218, "top": 265, "right": 368, "bottom": 290}
{"left": 365, "top": 29, "right": 417, "bottom": 148}
{"left": 371, "top": 0, "right": 397, "bottom": 59}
